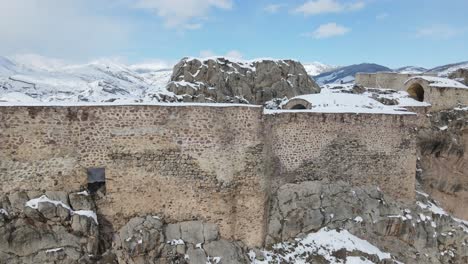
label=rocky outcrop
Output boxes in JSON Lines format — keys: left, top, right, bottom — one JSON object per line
{"left": 1, "top": 181, "right": 468, "bottom": 263}
{"left": 0, "top": 190, "right": 99, "bottom": 264}
{"left": 262, "top": 180, "right": 468, "bottom": 264}
{"left": 167, "top": 57, "right": 320, "bottom": 104}
{"left": 417, "top": 106, "right": 468, "bottom": 220}
{"left": 0, "top": 190, "right": 248, "bottom": 264}
{"left": 111, "top": 218, "right": 248, "bottom": 264}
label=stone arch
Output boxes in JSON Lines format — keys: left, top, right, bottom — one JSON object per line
{"left": 407, "top": 83, "right": 425, "bottom": 102}
{"left": 290, "top": 104, "right": 307, "bottom": 110}
{"left": 283, "top": 98, "right": 311, "bottom": 110}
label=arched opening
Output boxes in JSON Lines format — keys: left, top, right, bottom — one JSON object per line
{"left": 407, "top": 83, "right": 425, "bottom": 102}
{"left": 290, "top": 104, "right": 307, "bottom": 110}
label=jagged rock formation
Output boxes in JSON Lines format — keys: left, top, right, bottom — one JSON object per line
{"left": 1, "top": 181, "right": 467, "bottom": 264}
{"left": 0, "top": 190, "right": 99, "bottom": 263}
{"left": 111, "top": 218, "right": 247, "bottom": 264}
{"left": 167, "top": 57, "right": 320, "bottom": 104}
{"left": 261, "top": 180, "right": 468, "bottom": 264}
{"left": 0, "top": 191, "right": 248, "bottom": 264}
{"left": 417, "top": 106, "right": 468, "bottom": 220}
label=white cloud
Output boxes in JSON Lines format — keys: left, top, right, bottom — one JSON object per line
{"left": 376, "top": 13, "right": 389, "bottom": 20}
{"left": 0, "top": 0, "right": 131, "bottom": 61}
{"left": 306, "top": 23, "right": 350, "bottom": 39}
{"left": 199, "top": 50, "right": 217, "bottom": 57}
{"left": 199, "top": 50, "right": 243, "bottom": 59}
{"left": 134, "top": 0, "right": 233, "bottom": 29}
{"left": 294, "top": 0, "right": 365, "bottom": 15}
{"left": 225, "top": 50, "right": 243, "bottom": 59}
{"left": 415, "top": 25, "right": 464, "bottom": 39}
{"left": 130, "top": 59, "right": 175, "bottom": 72}
{"left": 184, "top": 23, "right": 203, "bottom": 30}
{"left": 264, "top": 4, "right": 285, "bottom": 14}
{"left": 348, "top": 1, "right": 365, "bottom": 11}
{"left": 11, "top": 54, "right": 66, "bottom": 71}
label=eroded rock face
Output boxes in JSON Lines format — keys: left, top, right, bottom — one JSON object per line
{"left": 111, "top": 217, "right": 247, "bottom": 264}
{"left": 1, "top": 182, "right": 468, "bottom": 264}
{"left": 264, "top": 180, "right": 468, "bottom": 264}
{"left": 167, "top": 57, "right": 320, "bottom": 104}
{"left": 0, "top": 189, "right": 249, "bottom": 264}
{"left": 417, "top": 107, "right": 468, "bottom": 220}
{"left": 0, "top": 191, "right": 99, "bottom": 264}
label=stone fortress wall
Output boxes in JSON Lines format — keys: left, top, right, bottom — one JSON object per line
{"left": 355, "top": 72, "right": 436, "bottom": 90}
{"left": 0, "top": 104, "right": 420, "bottom": 247}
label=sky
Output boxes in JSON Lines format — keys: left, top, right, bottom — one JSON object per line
{"left": 0, "top": 0, "right": 467, "bottom": 68}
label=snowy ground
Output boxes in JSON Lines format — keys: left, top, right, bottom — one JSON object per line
{"left": 251, "top": 228, "right": 393, "bottom": 264}
{"left": 266, "top": 83, "right": 428, "bottom": 115}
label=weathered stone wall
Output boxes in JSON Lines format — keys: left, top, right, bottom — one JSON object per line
{"left": 405, "top": 79, "right": 468, "bottom": 111}
{"left": 0, "top": 104, "right": 420, "bottom": 246}
{"left": 356, "top": 72, "right": 435, "bottom": 90}
{"left": 264, "top": 112, "right": 419, "bottom": 200}
{"left": 0, "top": 105, "right": 267, "bottom": 247}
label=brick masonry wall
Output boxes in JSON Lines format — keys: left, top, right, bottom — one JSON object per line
{"left": 0, "top": 105, "right": 267, "bottom": 247}
{"left": 0, "top": 105, "right": 420, "bottom": 246}
{"left": 264, "top": 112, "right": 419, "bottom": 200}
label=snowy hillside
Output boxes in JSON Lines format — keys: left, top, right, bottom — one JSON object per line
{"left": 303, "top": 62, "right": 337, "bottom": 76}
{"left": 394, "top": 66, "right": 428, "bottom": 74}
{"left": 314, "top": 63, "right": 392, "bottom": 85}
{"left": 0, "top": 56, "right": 173, "bottom": 103}
{"left": 428, "top": 61, "right": 468, "bottom": 77}
{"left": 2, "top": 55, "right": 468, "bottom": 103}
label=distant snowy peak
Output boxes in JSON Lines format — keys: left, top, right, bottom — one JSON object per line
{"left": 314, "top": 63, "right": 392, "bottom": 85}
{"left": 0, "top": 56, "right": 20, "bottom": 75}
{"left": 0, "top": 56, "right": 174, "bottom": 104}
{"left": 395, "top": 66, "right": 428, "bottom": 74}
{"left": 129, "top": 62, "right": 174, "bottom": 74}
{"left": 302, "top": 62, "right": 337, "bottom": 76}
{"left": 10, "top": 54, "right": 66, "bottom": 71}
{"left": 428, "top": 61, "right": 468, "bottom": 77}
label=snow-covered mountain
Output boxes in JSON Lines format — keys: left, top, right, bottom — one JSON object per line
{"left": 394, "top": 66, "right": 428, "bottom": 74}
{"left": 0, "top": 56, "right": 173, "bottom": 103}
{"left": 2, "top": 55, "right": 468, "bottom": 103}
{"left": 313, "top": 61, "right": 468, "bottom": 85}
{"left": 0, "top": 56, "right": 333, "bottom": 104}
{"left": 313, "top": 63, "right": 392, "bottom": 85}
{"left": 302, "top": 62, "right": 337, "bottom": 76}
{"left": 427, "top": 61, "right": 468, "bottom": 77}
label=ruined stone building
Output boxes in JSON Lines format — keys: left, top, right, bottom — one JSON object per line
{"left": 354, "top": 72, "right": 468, "bottom": 111}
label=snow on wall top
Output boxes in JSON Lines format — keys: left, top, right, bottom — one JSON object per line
{"left": 277, "top": 90, "right": 415, "bottom": 115}
{"left": 0, "top": 101, "right": 262, "bottom": 108}
{"left": 406, "top": 76, "right": 468, "bottom": 89}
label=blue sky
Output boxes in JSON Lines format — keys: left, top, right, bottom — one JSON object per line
{"left": 1, "top": 0, "right": 467, "bottom": 68}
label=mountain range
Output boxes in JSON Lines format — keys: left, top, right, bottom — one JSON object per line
{"left": 315, "top": 61, "right": 468, "bottom": 85}
{"left": 1, "top": 55, "right": 467, "bottom": 103}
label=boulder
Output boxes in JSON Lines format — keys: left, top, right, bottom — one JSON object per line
{"left": 186, "top": 246, "right": 207, "bottom": 264}
{"left": 114, "top": 216, "right": 164, "bottom": 264}
{"left": 167, "top": 57, "right": 320, "bottom": 105}
{"left": 69, "top": 191, "right": 95, "bottom": 211}
{"left": 180, "top": 221, "right": 204, "bottom": 244}
{"left": 204, "top": 240, "right": 247, "bottom": 264}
